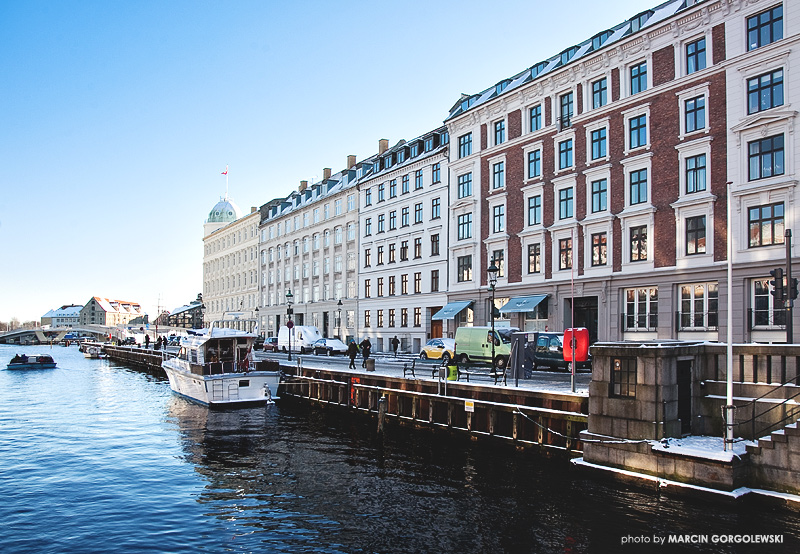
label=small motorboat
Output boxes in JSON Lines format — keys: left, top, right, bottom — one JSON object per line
{"left": 7, "top": 354, "right": 57, "bottom": 370}
{"left": 84, "top": 346, "right": 105, "bottom": 359}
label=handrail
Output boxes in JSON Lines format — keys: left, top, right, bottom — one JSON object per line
{"left": 734, "top": 373, "right": 800, "bottom": 439}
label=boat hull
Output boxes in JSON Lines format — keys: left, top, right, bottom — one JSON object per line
{"left": 6, "top": 362, "right": 57, "bottom": 370}
{"left": 162, "top": 358, "right": 280, "bottom": 407}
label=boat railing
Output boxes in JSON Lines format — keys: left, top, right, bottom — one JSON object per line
{"left": 193, "top": 360, "right": 280, "bottom": 376}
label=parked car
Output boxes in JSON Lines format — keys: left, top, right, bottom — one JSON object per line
{"left": 278, "top": 325, "right": 323, "bottom": 354}
{"left": 525, "top": 332, "right": 592, "bottom": 372}
{"left": 419, "top": 338, "right": 455, "bottom": 363}
{"left": 262, "top": 337, "right": 279, "bottom": 352}
{"left": 312, "top": 338, "right": 348, "bottom": 356}
{"left": 454, "top": 326, "right": 512, "bottom": 368}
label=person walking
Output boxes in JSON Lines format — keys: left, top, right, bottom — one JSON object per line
{"left": 347, "top": 340, "right": 359, "bottom": 369}
{"left": 391, "top": 336, "right": 400, "bottom": 357}
{"left": 359, "top": 337, "right": 371, "bottom": 368}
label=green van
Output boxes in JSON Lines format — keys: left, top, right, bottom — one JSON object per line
{"left": 454, "top": 326, "right": 512, "bottom": 368}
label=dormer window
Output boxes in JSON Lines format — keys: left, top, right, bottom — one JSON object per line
{"left": 397, "top": 149, "right": 405, "bottom": 163}
{"left": 629, "top": 10, "right": 653, "bottom": 33}
{"left": 424, "top": 137, "right": 434, "bottom": 152}
{"left": 495, "top": 80, "right": 510, "bottom": 95}
{"left": 410, "top": 143, "right": 419, "bottom": 157}
{"left": 592, "top": 30, "right": 612, "bottom": 51}
{"left": 560, "top": 46, "right": 579, "bottom": 66}
{"left": 384, "top": 155, "right": 393, "bottom": 169}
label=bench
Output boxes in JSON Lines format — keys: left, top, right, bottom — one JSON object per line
{"left": 403, "top": 359, "right": 417, "bottom": 378}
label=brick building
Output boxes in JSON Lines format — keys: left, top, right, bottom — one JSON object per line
{"left": 443, "top": 0, "right": 798, "bottom": 343}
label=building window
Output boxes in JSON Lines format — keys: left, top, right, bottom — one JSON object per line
{"left": 559, "top": 92, "right": 573, "bottom": 129}
{"left": 400, "top": 207, "right": 408, "bottom": 227}
{"left": 528, "top": 195, "right": 542, "bottom": 226}
{"left": 388, "top": 276, "right": 396, "bottom": 296}
{"left": 682, "top": 154, "right": 707, "bottom": 194}
{"left": 377, "top": 278, "right": 384, "bottom": 297}
{"left": 686, "top": 38, "right": 706, "bottom": 74}
{"left": 528, "top": 244, "right": 541, "bottom": 274}
{"left": 494, "top": 120, "right": 505, "bottom": 145}
{"left": 413, "top": 238, "right": 422, "bottom": 258}
{"left": 377, "top": 214, "right": 385, "bottom": 233}
{"left": 457, "top": 255, "right": 472, "bottom": 282}
{"left": 414, "top": 272, "right": 421, "bottom": 294}
{"left": 630, "top": 62, "right": 647, "bottom": 94}
{"left": 629, "top": 114, "right": 647, "bottom": 149}
{"left": 377, "top": 310, "right": 384, "bottom": 327}
{"left": 388, "top": 244, "right": 396, "bottom": 263}
{"left": 685, "top": 96, "right": 705, "bottom": 133}
{"left": 364, "top": 279, "right": 371, "bottom": 298}
{"left": 377, "top": 246, "right": 384, "bottom": 265}
{"left": 748, "top": 202, "right": 784, "bottom": 248}
{"left": 389, "top": 179, "right": 397, "bottom": 198}
{"left": 630, "top": 225, "right": 648, "bottom": 262}
{"left": 377, "top": 183, "right": 385, "bottom": 202}
{"left": 431, "top": 197, "right": 441, "bottom": 219}
{"left": 559, "top": 238, "right": 572, "bottom": 270}
{"left": 492, "top": 204, "right": 505, "bottom": 233}
{"left": 748, "top": 70, "right": 784, "bottom": 114}
{"left": 400, "top": 240, "right": 409, "bottom": 261}
{"left": 364, "top": 310, "right": 370, "bottom": 327}
{"left": 364, "top": 218, "right": 372, "bottom": 236}
{"left": 680, "top": 283, "right": 718, "bottom": 330}
{"left": 591, "top": 232, "right": 607, "bottom": 266}
{"left": 559, "top": 187, "right": 574, "bottom": 220}
{"left": 401, "top": 308, "right": 408, "bottom": 327}
{"left": 492, "top": 161, "right": 505, "bottom": 189}
{"left": 558, "top": 139, "right": 573, "bottom": 169}
{"left": 432, "top": 163, "right": 441, "bottom": 183}
{"left": 530, "top": 104, "right": 542, "bottom": 132}
{"left": 748, "top": 135, "right": 784, "bottom": 180}
{"left": 415, "top": 169, "right": 423, "bottom": 190}
{"left": 630, "top": 169, "right": 647, "bottom": 205}
{"left": 457, "top": 213, "right": 472, "bottom": 240}
{"left": 458, "top": 133, "right": 472, "bottom": 158}
{"left": 458, "top": 173, "right": 473, "bottom": 198}
{"left": 686, "top": 216, "right": 706, "bottom": 255}
{"left": 402, "top": 175, "right": 409, "bottom": 194}
{"left": 754, "top": 278, "right": 786, "bottom": 327}
{"left": 364, "top": 249, "right": 371, "bottom": 267}
{"left": 528, "top": 150, "right": 541, "bottom": 178}
{"left": 492, "top": 250, "right": 505, "bottom": 278}
{"left": 414, "top": 203, "right": 423, "bottom": 224}
{"left": 592, "top": 78, "right": 607, "bottom": 108}
{"left": 388, "top": 211, "right": 396, "bottom": 230}
{"left": 625, "top": 287, "right": 658, "bottom": 331}
{"left": 591, "top": 179, "right": 607, "bottom": 213}
{"left": 611, "top": 357, "right": 637, "bottom": 398}
{"left": 414, "top": 307, "right": 421, "bottom": 327}
{"left": 431, "top": 234, "right": 440, "bottom": 255}
{"left": 591, "top": 128, "right": 607, "bottom": 159}
{"left": 747, "top": 5, "right": 783, "bottom": 51}
{"left": 431, "top": 269, "right": 440, "bottom": 292}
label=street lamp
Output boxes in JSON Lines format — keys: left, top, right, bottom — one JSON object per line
{"left": 337, "top": 299, "right": 343, "bottom": 341}
{"left": 487, "top": 260, "right": 499, "bottom": 371}
{"left": 254, "top": 307, "right": 259, "bottom": 335}
{"left": 286, "top": 290, "right": 294, "bottom": 361}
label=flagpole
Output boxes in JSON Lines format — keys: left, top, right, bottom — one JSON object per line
{"left": 222, "top": 165, "right": 229, "bottom": 199}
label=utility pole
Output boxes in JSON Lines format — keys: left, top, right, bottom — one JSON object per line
{"left": 786, "top": 230, "right": 794, "bottom": 344}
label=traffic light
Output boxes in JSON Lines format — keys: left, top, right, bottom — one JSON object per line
{"left": 791, "top": 278, "right": 799, "bottom": 300}
{"left": 770, "top": 268, "right": 785, "bottom": 301}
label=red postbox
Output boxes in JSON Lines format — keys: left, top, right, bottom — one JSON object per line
{"left": 563, "top": 328, "right": 590, "bottom": 362}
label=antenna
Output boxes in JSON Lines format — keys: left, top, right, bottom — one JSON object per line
{"left": 221, "top": 165, "right": 229, "bottom": 199}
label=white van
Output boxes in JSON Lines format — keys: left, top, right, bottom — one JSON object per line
{"left": 277, "top": 325, "right": 323, "bottom": 354}
{"left": 454, "top": 326, "right": 513, "bottom": 368}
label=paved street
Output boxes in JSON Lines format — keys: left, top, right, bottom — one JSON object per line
{"left": 256, "top": 351, "right": 590, "bottom": 395}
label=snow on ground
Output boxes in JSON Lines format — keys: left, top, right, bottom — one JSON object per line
{"left": 650, "top": 436, "right": 754, "bottom": 462}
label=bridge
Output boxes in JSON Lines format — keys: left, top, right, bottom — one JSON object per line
{"left": 0, "top": 324, "right": 193, "bottom": 345}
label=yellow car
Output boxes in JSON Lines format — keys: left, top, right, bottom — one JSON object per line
{"left": 419, "top": 338, "right": 455, "bottom": 363}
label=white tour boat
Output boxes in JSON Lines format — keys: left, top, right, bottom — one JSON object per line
{"left": 161, "top": 327, "right": 281, "bottom": 407}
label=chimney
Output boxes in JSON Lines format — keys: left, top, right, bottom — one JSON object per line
{"left": 251, "top": 207, "right": 257, "bottom": 213}
{"left": 347, "top": 155, "right": 356, "bottom": 169}
{"left": 379, "top": 139, "right": 389, "bottom": 154}
{"left": 299, "top": 180, "right": 308, "bottom": 192}
{"left": 323, "top": 167, "right": 332, "bottom": 181}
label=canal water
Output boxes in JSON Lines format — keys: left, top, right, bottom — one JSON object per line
{"left": 1, "top": 344, "right": 797, "bottom": 554}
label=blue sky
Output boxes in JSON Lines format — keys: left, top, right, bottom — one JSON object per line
{"left": 0, "top": 0, "right": 655, "bottom": 323}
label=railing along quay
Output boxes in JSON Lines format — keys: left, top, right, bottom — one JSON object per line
{"left": 105, "top": 345, "right": 174, "bottom": 371}
{"left": 280, "top": 366, "right": 588, "bottom": 456}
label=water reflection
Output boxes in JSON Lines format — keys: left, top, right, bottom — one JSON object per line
{"left": 166, "top": 397, "right": 800, "bottom": 553}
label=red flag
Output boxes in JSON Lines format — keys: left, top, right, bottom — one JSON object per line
{"left": 221, "top": 165, "right": 228, "bottom": 175}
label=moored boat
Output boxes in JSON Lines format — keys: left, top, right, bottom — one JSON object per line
{"left": 161, "top": 327, "right": 281, "bottom": 407}
{"left": 83, "top": 346, "right": 105, "bottom": 359}
{"left": 7, "top": 354, "right": 57, "bottom": 370}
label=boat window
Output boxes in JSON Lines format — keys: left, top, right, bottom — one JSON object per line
{"left": 179, "top": 347, "right": 188, "bottom": 360}
{"left": 239, "top": 380, "right": 250, "bottom": 387}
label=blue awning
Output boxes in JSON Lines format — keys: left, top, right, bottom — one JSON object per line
{"left": 499, "top": 294, "right": 547, "bottom": 313}
{"left": 431, "top": 301, "right": 473, "bottom": 320}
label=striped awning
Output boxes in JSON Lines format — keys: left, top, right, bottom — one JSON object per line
{"left": 498, "top": 294, "right": 547, "bottom": 313}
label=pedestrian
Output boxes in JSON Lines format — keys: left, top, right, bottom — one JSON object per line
{"left": 359, "top": 337, "right": 371, "bottom": 368}
{"left": 347, "top": 340, "right": 358, "bottom": 369}
{"left": 391, "top": 335, "right": 400, "bottom": 357}
{"left": 144, "top": 334, "right": 150, "bottom": 349}
{"left": 155, "top": 336, "right": 162, "bottom": 350}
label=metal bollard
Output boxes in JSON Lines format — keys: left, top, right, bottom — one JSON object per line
{"left": 377, "top": 394, "right": 388, "bottom": 434}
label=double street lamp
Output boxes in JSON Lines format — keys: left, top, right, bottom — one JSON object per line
{"left": 337, "top": 299, "right": 343, "bottom": 341}
{"left": 487, "top": 260, "right": 500, "bottom": 370}
{"left": 286, "top": 290, "right": 294, "bottom": 361}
